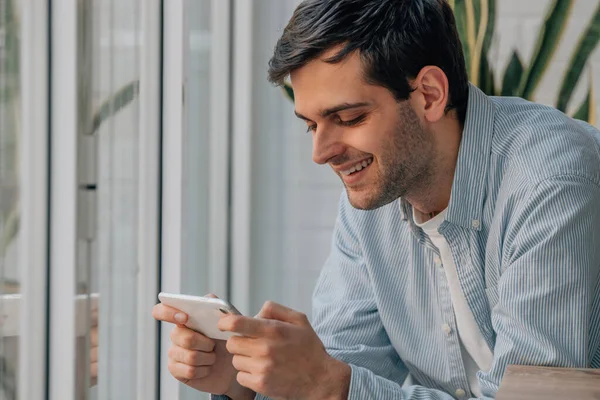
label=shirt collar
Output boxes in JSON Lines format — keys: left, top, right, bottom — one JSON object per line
{"left": 399, "top": 84, "right": 495, "bottom": 231}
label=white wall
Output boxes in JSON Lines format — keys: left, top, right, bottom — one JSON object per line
{"left": 246, "top": 0, "right": 342, "bottom": 316}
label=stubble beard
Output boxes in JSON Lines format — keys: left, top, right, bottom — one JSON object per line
{"left": 346, "top": 103, "right": 434, "bottom": 210}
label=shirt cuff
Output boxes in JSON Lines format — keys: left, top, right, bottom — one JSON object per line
{"left": 347, "top": 364, "right": 366, "bottom": 400}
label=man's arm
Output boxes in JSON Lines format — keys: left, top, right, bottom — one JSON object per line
{"left": 477, "top": 175, "right": 600, "bottom": 397}
{"left": 307, "top": 193, "right": 459, "bottom": 400}
{"left": 215, "top": 192, "right": 460, "bottom": 399}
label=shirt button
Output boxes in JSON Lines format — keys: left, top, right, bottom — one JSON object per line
{"left": 433, "top": 256, "right": 442, "bottom": 266}
{"left": 455, "top": 388, "right": 466, "bottom": 398}
{"left": 441, "top": 323, "right": 452, "bottom": 335}
{"left": 472, "top": 219, "right": 480, "bottom": 228}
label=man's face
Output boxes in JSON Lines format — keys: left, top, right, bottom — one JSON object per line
{"left": 290, "top": 50, "right": 435, "bottom": 210}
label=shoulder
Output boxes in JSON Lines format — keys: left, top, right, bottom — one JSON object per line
{"left": 489, "top": 96, "right": 600, "bottom": 186}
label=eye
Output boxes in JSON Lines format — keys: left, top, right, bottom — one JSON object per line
{"left": 306, "top": 124, "right": 317, "bottom": 133}
{"left": 338, "top": 114, "right": 366, "bottom": 126}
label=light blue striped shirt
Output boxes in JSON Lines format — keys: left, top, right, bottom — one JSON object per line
{"left": 215, "top": 85, "right": 600, "bottom": 399}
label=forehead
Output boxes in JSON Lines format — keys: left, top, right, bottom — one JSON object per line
{"left": 290, "top": 49, "right": 377, "bottom": 115}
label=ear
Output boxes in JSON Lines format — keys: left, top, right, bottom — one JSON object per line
{"left": 409, "top": 66, "right": 450, "bottom": 123}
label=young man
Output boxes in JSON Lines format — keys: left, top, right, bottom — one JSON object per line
{"left": 153, "top": 0, "right": 600, "bottom": 398}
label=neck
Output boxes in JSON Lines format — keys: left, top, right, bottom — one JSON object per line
{"left": 406, "top": 116, "right": 462, "bottom": 215}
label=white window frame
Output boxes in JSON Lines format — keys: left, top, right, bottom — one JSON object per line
{"left": 229, "top": 0, "right": 254, "bottom": 316}
{"left": 160, "top": 1, "right": 186, "bottom": 397}
{"left": 208, "top": 0, "right": 232, "bottom": 306}
{"left": 48, "top": 0, "right": 79, "bottom": 399}
{"left": 160, "top": 0, "right": 232, "bottom": 398}
{"left": 136, "top": 1, "right": 162, "bottom": 400}
{"left": 46, "top": 1, "right": 165, "bottom": 399}
{"left": 17, "top": 0, "right": 50, "bottom": 399}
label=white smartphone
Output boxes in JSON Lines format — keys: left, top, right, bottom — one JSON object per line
{"left": 157, "top": 292, "right": 241, "bottom": 340}
{"left": 0, "top": 293, "right": 99, "bottom": 337}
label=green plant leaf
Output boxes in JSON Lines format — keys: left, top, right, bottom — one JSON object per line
{"left": 556, "top": 3, "right": 600, "bottom": 112}
{"left": 453, "top": 0, "right": 471, "bottom": 76}
{"left": 572, "top": 73, "right": 596, "bottom": 125}
{"left": 573, "top": 90, "right": 591, "bottom": 122}
{"left": 468, "top": 0, "right": 492, "bottom": 86}
{"left": 519, "top": 0, "right": 574, "bottom": 99}
{"left": 90, "top": 80, "right": 140, "bottom": 135}
{"left": 481, "top": 0, "right": 496, "bottom": 53}
{"left": 283, "top": 82, "right": 295, "bottom": 102}
{"left": 501, "top": 51, "right": 525, "bottom": 97}
{"left": 1, "top": 207, "right": 20, "bottom": 257}
{"left": 479, "top": 52, "right": 496, "bottom": 95}
{"left": 1, "top": 0, "right": 20, "bottom": 100}
{"left": 475, "top": 0, "right": 496, "bottom": 95}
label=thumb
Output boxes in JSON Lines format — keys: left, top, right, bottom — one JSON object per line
{"left": 256, "top": 301, "right": 309, "bottom": 326}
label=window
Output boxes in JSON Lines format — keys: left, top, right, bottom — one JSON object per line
{"left": 0, "top": 0, "right": 21, "bottom": 398}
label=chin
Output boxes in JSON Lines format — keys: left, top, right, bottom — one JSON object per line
{"left": 346, "top": 188, "right": 381, "bottom": 210}
{"left": 346, "top": 185, "right": 400, "bottom": 211}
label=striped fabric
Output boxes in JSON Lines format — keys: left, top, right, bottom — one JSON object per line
{"left": 213, "top": 84, "right": 600, "bottom": 399}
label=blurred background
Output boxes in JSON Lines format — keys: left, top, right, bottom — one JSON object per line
{"left": 0, "top": 0, "right": 598, "bottom": 399}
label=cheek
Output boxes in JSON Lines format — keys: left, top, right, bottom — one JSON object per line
{"left": 345, "top": 124, "right": 394, "bottom": 158}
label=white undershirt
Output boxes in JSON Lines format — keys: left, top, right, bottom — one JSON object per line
{"left": 413, "top": 208, "right": 493, "bottom": 397}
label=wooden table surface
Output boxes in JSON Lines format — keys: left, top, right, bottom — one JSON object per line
{"left": 496, "top": 365, "right": 600, "bottom": 400}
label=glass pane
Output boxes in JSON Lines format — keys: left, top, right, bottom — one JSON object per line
{"left": 181, "top": 1, "right": 212, "bottom": 398}
{"left": 182, "top": 0, "right": 211, "bottom": 298}
{"left": 75, "top": 0, "right": 142, "bottom": 398}
{"left": 0, "top": 0, "right": 21, "bottom": 399}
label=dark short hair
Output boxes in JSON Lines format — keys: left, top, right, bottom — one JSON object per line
{"left": 268, "top": 0, "right": 469, "bottom": 123}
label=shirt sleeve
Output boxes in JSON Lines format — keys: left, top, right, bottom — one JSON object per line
{"left": 309, "top": 192, "right": 460, "bottom": 399}
{"left": 476, "top": 174, "right": 600, "bottom": 398}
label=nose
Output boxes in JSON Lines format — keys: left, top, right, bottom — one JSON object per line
{"left": 312, "top": 126, "right": 345, "bottom": 165}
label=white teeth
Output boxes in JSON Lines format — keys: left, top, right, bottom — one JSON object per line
{"left": 341, "top": 157, "right": 373, "bottom": 176}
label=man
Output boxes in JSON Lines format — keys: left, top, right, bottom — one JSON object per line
{"left": 153, "top": 0, "right": 600, "bottom": 398}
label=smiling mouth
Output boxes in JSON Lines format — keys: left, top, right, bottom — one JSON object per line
{"left": 340, "top": 157, "right": 374, "bottom": 176}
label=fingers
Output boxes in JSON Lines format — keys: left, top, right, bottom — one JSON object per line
{"left": 236, "top": 371, "right": 263, "bottom": 394}
{"left": 218, "top": 315, "right": 271, "bottom": 337}
{"left": 230, "top": 354, "right": 254, "bottom": 373}
{"left": 168, "top": 345, "right": 217, "bottom": 366}
{"left": 90, "top": 326, "right": 98, "bottom": 347}
{"left": 168, "top": 361, "right": 211, "bottom": 381}
{"left": 225, "top": 335, "right": 257, "bottom": 357}
{"left": 170, "top": 325, "right": 215, "bottom": 352}
{"left": 90, "top": 345, "right": 98, "bottom": 363}
{"left": 152, "top": 303, "right": 188, "bottom": 324}
{"left": 91, "top": 309, "right": 98, "bottom": 328}
{"left": 90, "top": 362, "right": 98, "bottom": 380}
{"left": 257, "top": 301, "right": 309, "bottom": 326}
{"left": 90, "top": 324, "right": 98, "bottom": 383}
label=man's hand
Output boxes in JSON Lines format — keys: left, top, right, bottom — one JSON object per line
{"left": 219, "top": 301, "right": 351, "bottom": 400}
{"left": 90, "top": 309, "right": 98, "bottom": 387}
{"left": 152, "top": 296, "right": 254, "bottom": 399}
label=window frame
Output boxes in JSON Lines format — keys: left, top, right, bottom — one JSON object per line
{"left": 16, "top": 0, "right": 50, "bottom": 398}
{"left": 159, "top": 0, "right": 232, "bottom": 398}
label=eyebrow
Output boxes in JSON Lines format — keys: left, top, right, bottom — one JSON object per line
{"left": 294, "top": 102, "right": 372, "bottom": 121}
